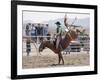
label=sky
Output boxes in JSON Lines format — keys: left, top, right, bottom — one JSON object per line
{"left": 22, "top": 11, "right": 90, "bottom": 35}
{"left": 23, "top": 11, "right": 90, "bottom": 23}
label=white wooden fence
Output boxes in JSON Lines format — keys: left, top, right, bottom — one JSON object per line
{"left": 22, "top": 35, "right": 90, "bottom": 53}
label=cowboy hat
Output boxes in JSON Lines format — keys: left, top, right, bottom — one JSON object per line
{"left": 55, "top": 21, "right": 61, "bottom": 25}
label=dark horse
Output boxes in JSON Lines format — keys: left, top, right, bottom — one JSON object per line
{"left": 39, "top": 29, "right": 81, "bottom": 65}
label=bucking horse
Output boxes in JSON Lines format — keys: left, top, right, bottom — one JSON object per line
{"left": 39, "top": 29, "right": 81, "bottom": 65}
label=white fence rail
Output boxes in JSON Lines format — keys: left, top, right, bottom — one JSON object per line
{"left": 22, "top": 35, "right": 90, "bottom": 52}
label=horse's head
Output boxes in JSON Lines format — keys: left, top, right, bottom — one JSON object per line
{"left": 39, "top": 41, "right": 46, "bottom": 52}
{"left": 76, "top": 29, "right": 82, "bottom": 34}
{"left": 66, "top": 28, "right": 82, "bottom": 41}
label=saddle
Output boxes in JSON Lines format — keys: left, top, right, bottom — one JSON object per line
{"left": 53, "top": 38, "right": 63, "bottom": 50}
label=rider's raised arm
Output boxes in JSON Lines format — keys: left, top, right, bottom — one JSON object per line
{"left": 64, "top": 14, "right": 68, "bottom": 29}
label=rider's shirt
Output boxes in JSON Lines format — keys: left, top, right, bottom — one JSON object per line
{"left": 56, "top": 25, "right": 64, "bottom": 36}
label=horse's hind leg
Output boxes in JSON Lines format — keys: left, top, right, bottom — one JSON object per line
{"left": 60, "top": 53, "right": 64, "bottom": 64}
{"left": 58, "top": 53, "right": 61, "bottom": 65}
{"left": 58, "top": 53, "right": 64, "bottom": 65}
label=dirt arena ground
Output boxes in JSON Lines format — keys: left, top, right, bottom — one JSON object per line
{"left": 22, "top": 49, "right": 90, "bottom": 69}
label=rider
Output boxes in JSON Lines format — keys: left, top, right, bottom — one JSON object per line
{"left": 55, "top": 21, "right": 63, "bottom": 49}
{"left": 55, "top": 14, "right": 73, "bottom": 49}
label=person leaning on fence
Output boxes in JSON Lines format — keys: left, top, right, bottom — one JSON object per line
{"left": 26, "top": 38, "right": 31, "bottom": 56}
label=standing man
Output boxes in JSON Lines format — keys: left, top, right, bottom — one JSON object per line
{"left": 44, "top": 24, "right": 49, "bottom": 36}
{"left": 25, "top": 23, "right": 31, "bottom": 36}
{"left": 31, "top": 24, "right": 36, "bottom": 40}
{"left": 55, "top": 21, "right": 63, "bottom": 49}
{"left": 26, "top": 38, "right": 31, "bottom": 56}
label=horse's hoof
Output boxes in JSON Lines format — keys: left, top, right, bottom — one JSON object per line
{"left": 51, "top": 64, "right": 56, "bottom": 66}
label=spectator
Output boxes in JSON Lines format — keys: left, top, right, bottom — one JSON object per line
{"left": 31, "top": 24, "right": 36, "bottom": 40}
{"left": 44, "top": 24, "right": 48, "bottom": 36}
{"left": 47, "top": 33, "right": 51, "bottom": 40}
{"left": 25, "top": 23, "right": 31, "bottom": 36}
{"left": 26, "top": 39, "right": 31, "bottom": 56}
